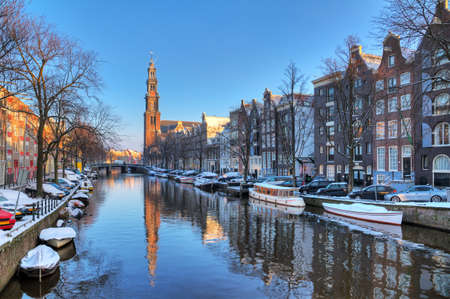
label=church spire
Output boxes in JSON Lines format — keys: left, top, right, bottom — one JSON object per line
{"left": 144, "top": 52, "right": 161, "bottom": 158}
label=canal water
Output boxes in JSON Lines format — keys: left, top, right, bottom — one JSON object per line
{"left": 1, "top": 173, "right": 449, "bottom": 298}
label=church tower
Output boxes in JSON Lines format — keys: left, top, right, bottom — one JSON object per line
{"left": 144, "top": 56, "right": 161, "bottom": 155}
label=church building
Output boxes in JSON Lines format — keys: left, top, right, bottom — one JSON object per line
{"left": 143, "top": 57, "right": 199, "bottom": 162}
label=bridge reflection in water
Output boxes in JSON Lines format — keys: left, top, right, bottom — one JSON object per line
{"left": 143, "top": 178, "right": 449, "bottom": 298}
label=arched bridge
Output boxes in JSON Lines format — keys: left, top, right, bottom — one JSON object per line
{"left": 91, "top": 163, "right": 149, "bottom": 175}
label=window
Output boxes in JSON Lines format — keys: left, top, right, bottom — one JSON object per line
{"left": 345, "top": 165, "right": 349, "bottom": 174}
{"left": 320, "top": 146, "right": 324, "bottom": 154}
{"left": 326, "top": 106, "right": 334, "bottom": 121}
{"left": 376, "top": 100, "right": 385, "bottom": 115}
{"left": 327, "top": 146, "right": 334, "bottom": 161}
{"left": 388, "top": 77, "right": 397, "bottom": 93}
{"left": 319, "top": 164, "right": 324, "bottom": 175}
{"left": 422, "top": 155, "right": 430, "bottom": 170}
{"left": 388, "top": 120, "right": 398, "bottom": 138}
{"left": 400, "top": 72, "right": 411, "bottom": 86}
{"left": 355, "top": 79, "right": 363, "bottom": 88}
{"left": 401, "top": 118, "right": 411, "bottom": 137}
{"left": 376, "top": 122, "right": 385, "bottom": 139}
{"left": 366, "top": 165, "right": 372, "bottom": 175}
{"left": 402, "top": 145, "right": 411, "bottom": 157}
{"left": 389, "top": 146, "right": 398, "bottom": 171}
{"left": 388, "top": 55, "right": 395, "bottom": 67}
{"left": 327, "top": 165, "right": 335, "bottom": 180}
{"left": 400, "top": 94, "right": 411, "bottom": 110}
{"left": 354, "top": 98, "right": 363, "bottom": 114}
{"left": 327, "top": 126, "right": 335, "bottom": 141}
{"left": 376, "top": 80, "right": 384, "bottom": 91}
{"left": 377, "top": 147, "right": 385, "bottom": 171}
{"left": 388, "top": 97, "right": 398, "bottom": 112}
{"left": 337, "top": 165, "right": 342, "bottom": 173}
{"left": 319, "top": 88, "right": 325, "bottom": 96}
{"left": 354, "top": 144, "right": 362, "bottom": 161}
{"left": 434, "top": 48, "right": 449, "bottom": 66}
{"left": 366, "top": 142, "right": 372, "bottom": 154}
{"left": 377, "top": 174, "right": 385, "bottom": 184}
{"left": 432, "top": 122, "right": 449, "bottom": 145}
{"left": 328, "top": 87, "right": 334, "bottom": 101}
{"left": 433, "top": 93, "right": 450, "bottom": 115}
{"left": 433, "top": 70, "right": 450, "bottom": 90}
{"left": 319, "top": 126, "right": 324, "bottom": 136}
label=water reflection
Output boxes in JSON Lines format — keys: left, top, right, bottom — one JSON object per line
{"left": 144, "top": 178, "right": 161, "bottom": 286}
{"left": 153, "top": 178, "right": 449, "bottom": 298}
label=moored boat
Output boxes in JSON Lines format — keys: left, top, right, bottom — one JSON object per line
{"left": 39, "top": 227, "right": 77, "bottom": 248}
{"left": 249, "top": 183, "right": 305, "bottom": 208}
{"left": 322, "top": 203, "right": 403, "bottom": 225}
{"left": 20, "top": 245, "right": 60, "bottom": 278}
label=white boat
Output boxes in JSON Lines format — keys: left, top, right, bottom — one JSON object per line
{"left": 20, "top": 245, "right": 60, "bottom": 278}
{"left": 249, "top": 183, "right": 305, "bottom": 208}
{"left": 39, "top": 227, "right": 77, "bottom": 248}
{"left": 322, "top": 203, "right": 403, "bottom": 225}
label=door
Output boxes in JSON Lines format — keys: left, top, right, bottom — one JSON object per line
{"left": 403, "top": 157, "right": 411, "bottom": 180}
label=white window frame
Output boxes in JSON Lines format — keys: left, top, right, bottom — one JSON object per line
{"left": 388, "top": 97, "right": 398, "bottom": 112}
{"left": 376, "top": 80, "right": 384, "bottom": 91}
{"left": 377, "top": 147, "right": 385, "bottom": 171}
{"left": 388, "top": 120, "right": 398, "bottom": 138}
{"left": 400, "top": 72, "right": 411, "bottom": 86}
{"left": 376, "top": 100, "right": 384, "bottom": 115}
{"left": 400, "top": 94, "right": 411, "bottom": 110}
{"left": 401, "top": 118, "right": 411, "bottom": 137}
{"left": 388, "top": 55, "right": 395, "bottom": 67}
{"left": 376, "top": 122, "right": 385, "bottom": 140}
{"left": 389, "top": 146, "right": 398, "bottom": 171}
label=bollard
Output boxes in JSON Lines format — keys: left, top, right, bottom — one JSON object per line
{"left": 32, "top": 203, "right": 35, "bottom": 221}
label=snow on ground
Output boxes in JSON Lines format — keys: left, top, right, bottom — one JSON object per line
{"left": 0, "top": 184, "right": 80, "bottom": 247}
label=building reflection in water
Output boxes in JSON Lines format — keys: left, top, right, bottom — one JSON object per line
{"left": 155, "top": 179, "right": 449, "bottom": 298}
{"left": 143, "top": 178, "right": 161, "bottom": 287}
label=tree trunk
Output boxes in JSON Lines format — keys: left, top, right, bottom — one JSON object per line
{"left": 291, "top": 102, "right": 296, "bottom": 187}
{"left": 36, "top": 119, "right": 45, "bottom": 197}
{"left": 53, "top": 149, "right": 59, "bottom": 182}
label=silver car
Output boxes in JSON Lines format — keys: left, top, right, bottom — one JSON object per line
{"left": 384, "top": 185, "right": 448, "bottom": 202}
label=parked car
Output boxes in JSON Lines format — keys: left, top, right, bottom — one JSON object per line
{"left": 298, "top": 180, "right": 333, "bottom": 194}
{"left": 46, "top": 182, "right": 70, "bottom": 195}
{"left": 57, "top": 178, "right": 76, "bottom": 189}
{"left": 384, "top": 185, "right": 447, "bottom": 202}
{"left": 25, "top": 183, "right": 66, "bottom": 199}
{"left": 348, "top": 185, "right": 396, "bottom": 200}
{"left": 259, "top": 176, "right": 293, "bottom": 186}
{"left": 316, "top": 182, "right": 348, "bottom": 196}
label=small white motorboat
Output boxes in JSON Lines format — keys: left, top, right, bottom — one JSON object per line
{"left": 322, "top": 203, "right": 403, "bottom": 225}
{"left": 20, "top": 245, "right": 60, "bottom": 278}
{"left": 39, "top": 227, "right": 77, "bottom": 248}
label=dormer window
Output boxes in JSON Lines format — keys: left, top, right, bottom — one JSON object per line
{"left": 388, "top": 55, "right": 395, "bottom": 67}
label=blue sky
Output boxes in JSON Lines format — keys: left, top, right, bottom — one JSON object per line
{"left": 27, "top": 0, "right": 385, "bottom": 151}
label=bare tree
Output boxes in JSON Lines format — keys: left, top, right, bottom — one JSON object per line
{"left": 278, "top": 62, "right": 313, "bottom": 187}
{"left": 319, "top": 36, "right": 376, "bottom": 191}
{"left": 222, "top": 100, "right": 258, "bottom": 183}
{"left": 0, "top": 14, "right": 100, "bottom": 195}
{"left": 373, "top": 0, "right": 449, "bottom": 61}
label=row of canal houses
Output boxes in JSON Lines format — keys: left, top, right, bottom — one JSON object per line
{"left": 163, "top": 2, "right": 449, "bottom": 188}
{"left": 0, "top": 91, "right": 69, "bottom": 187}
